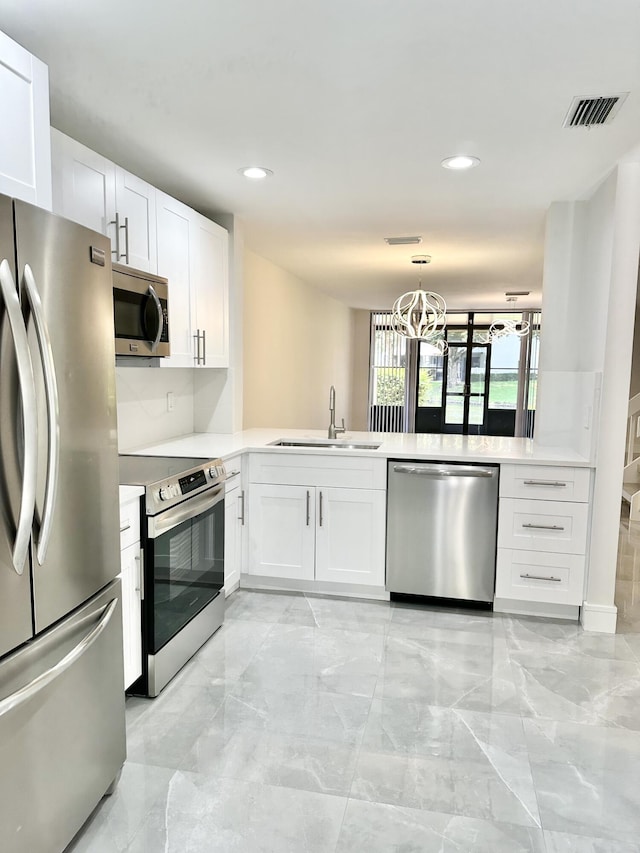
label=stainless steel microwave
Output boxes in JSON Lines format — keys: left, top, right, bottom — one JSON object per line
{"left": 113, "top": 263, "right": 170, "bottom": 357}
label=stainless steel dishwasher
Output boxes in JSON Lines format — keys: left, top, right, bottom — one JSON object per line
{"left": 386, "top": 460, "right": 499, "bottom": 604}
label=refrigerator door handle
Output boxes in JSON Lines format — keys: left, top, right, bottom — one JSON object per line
{"left": 0, "top": 598, "right": 117, "bottom": 720}
{"left": 0, "top": 259, "right": 37, "bottom": 576}
{"left": 22, "top": 263, "right": 60, "bottom": 565}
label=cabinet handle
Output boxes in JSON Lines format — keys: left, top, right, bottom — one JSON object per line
{"left": 109, "top": 212, "right": 121, "bottom": 259}
{"left": 520, "top": 573, "right": 562, "bottom": 583}
{"left": 226, "top": 470, "right": 241, "bottom": 478}
{"left": 522, "top": 523, "right": 565, "bottom": 531}
{"left": 306, "top": 490, "right": 310, "bottom": 526}
{"left": 523, "top": 480, "right": 567, "bottom": 487}
{"left": 120, "top": 522, "right": 131, "bottom": 533}
{"left": 193, "top": 329, "right": 201, "bottom": 365}
{"left": 319, "top": 491, "right": 323, "bottom": 527}
{"left": 239, "top": 490, "right": 245, "bottom": 526}
{"left": 202, "top": 329, "right": 206, "bottom": 366}
{"left": 119, "top": 216, "right": 130, "bottom": 264}
{"left": 135, "top": 549, "right": 144, "bottom": 599}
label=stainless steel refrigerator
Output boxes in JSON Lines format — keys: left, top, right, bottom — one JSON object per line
{"left": 0, "top": 195, "right": 126, "bottom": 853}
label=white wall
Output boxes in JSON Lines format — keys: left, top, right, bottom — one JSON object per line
{"left": 116, "top": 366, "right": 194, "bottom": 451}
{"left": 243, "top": 250, "right": 356, "bottom": 430}
{"left": 536, "top": 160, "right": 640, "bottom": 631}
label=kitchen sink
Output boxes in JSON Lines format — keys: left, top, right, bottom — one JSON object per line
{"left": 269, "top": 439, "right": 381, "bottom": 450}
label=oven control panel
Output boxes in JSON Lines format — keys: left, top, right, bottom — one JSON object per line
{"left": 146, "top": 458, "right": 226, "bottom": 512}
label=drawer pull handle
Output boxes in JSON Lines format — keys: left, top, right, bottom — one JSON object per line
{"left": 120, "top": 523, "right": 131, "bottom": 533}
{"left": 226, "top": 470, "right": 241, "bottom": 478}
{"left": 520, "top": 573, "right": 562, "bottom": 583}
{"left": 523, "top": 480, "right": 567, "bottom": 487}
{"left": 522, "top": 523, "right": 565, "bottom": 531}
{"left": 306, "top": 490, "right": 310, "bottom": 526}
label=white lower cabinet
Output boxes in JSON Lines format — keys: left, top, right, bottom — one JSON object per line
{"left": 119, "top": 490, "right": 143, "bottom": 690}
{"left": 120, "top": 541, "right": 143, "bottom": 689}
{"left": 224, "top": 460, "right": 245, "bottom": 595}
{"left": 247, "top": 481, "right": 386, "bottom": 588}
{"left": 495, "top": 464, "right": 591, "bottom": 608}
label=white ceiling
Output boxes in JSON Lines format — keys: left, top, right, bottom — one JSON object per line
{"left": 1, "top": 0, "right": 640, "bottom": 309}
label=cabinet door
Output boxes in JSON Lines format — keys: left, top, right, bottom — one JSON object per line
{"left": 51, "top": 129, "right": 116, "bottom": 239}
{"left": 115, "top": 167, "right": 157, "bottom": 273}
{"left": 247, "top": 484, "right": 315, "bottom": 580}
{"left": 0, "top": 31, "right": 51, "bottom": 209}
{"left": 120, "top": 542, "right": 143, "bottom": 690}
{"left": 224, "top": 486, "right": 242, "bottom": 595}
{"left": 156, "top": 191, "right": 195, "bottom": 367}
{"left": 190, "top": 212, "right": 229, "bottom": 367}
{"left": 315, "top": 488, "right": 386, "bottom": 587}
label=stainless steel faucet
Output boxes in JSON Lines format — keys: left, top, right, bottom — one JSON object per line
{"left": 328, "top": 385, "right": 346, "bottom": 439}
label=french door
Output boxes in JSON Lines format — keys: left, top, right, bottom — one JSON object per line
{"left": 442, "top": 342, "right": 490, "bottom": 434}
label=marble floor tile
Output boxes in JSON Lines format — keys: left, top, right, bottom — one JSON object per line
{"left": 66, "top": 762, "right": 175, "bottom": 853}
{"left": 544, "top": 830, "right": 640, "bottom": 852}
{"left": 336, "top": 799, "right": 547, "bottom": 853}
{"left": 125, "top": 709, "right": 212, "bottom": 769}
{"left": 509, "top": 649, "right": 640, "bottom": 727}
{"left": 279, "top": 594, "right": 394, "bottom": 634}
{"left": 390, "top": 602, "right": 506, "bottom": 636}
{"left": 239, "top": 622, "right": 384, "bottom": 696}
{"left": 126, "top": 771, "right": 347, "bottom": 853}
{"left": 224, "top": 588, "right": 303, "bottom": 623}
{"left": 524, "top": 718, "right": 640, "bottom": 844}
{"left": 182, "top": 726, "right": 359, "bottom": 796}
{"left": 209, "top": 681, "right": 372, "bottom": 745}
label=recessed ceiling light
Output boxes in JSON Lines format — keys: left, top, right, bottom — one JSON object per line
{"left": 239, "top": 166, "right": 273, "bottom": 179}
{"left": 441, "top": 155, "right": 480, "bottom": 171}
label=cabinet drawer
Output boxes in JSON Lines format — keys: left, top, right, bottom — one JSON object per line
{"left": 249, "top": 451, "right": 386, "bottom": 489}
{"left": 119, "top": 497, "right": 140, "bottom": 551}
{"left": 500, "top": 465, "right": 590, "bottom": 503}
{"left": 224, "top": 455, "right": 243, "bottom": 494}
{"left": 496, "top": 548, "right": 585, "bottom": 605}
{"left": 498, "top": 498, "right": 588, "bottom": 555}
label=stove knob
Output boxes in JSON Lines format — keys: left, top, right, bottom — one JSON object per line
{"left": 159, "top": 487, "right": 171, "bottom": 501}
{"left": 209, "top": 466, "right": 218, "bottom": 479}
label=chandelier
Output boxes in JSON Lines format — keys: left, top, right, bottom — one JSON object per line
{"left": 487, "top": 317, "right": 530, "bottom": 342}
{"left": 391, "top": 289, "right": 448, "bottom": 354}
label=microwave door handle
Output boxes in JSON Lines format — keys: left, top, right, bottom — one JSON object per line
{"left": 0, "top": 259, "right": 37, "bottom": 575}
{"left": 22, "top": 264, "right": 60, "bottom": 565}
{"left": 148, "top": 285, "right": 163, "bottom": 353}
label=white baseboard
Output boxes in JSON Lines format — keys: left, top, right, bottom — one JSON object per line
{"left": 239, "top": 574, "right": 390, "bottom": 601}
{"left": 493, "top": 597, "right": 580, "bottom": 621}
{"left": 580, "top": 602, "right": 618, "bottom": 633}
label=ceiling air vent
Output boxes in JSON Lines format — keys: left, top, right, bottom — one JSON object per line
{"left": 384, "top": 236, "right": 422, "bottom": 245}
{"left": 563, "top": 93, "right": 628, "bottom": 128}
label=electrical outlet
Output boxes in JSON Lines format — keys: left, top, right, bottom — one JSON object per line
{"left": 166, "top": 392, "right": 175, "bottom": 412}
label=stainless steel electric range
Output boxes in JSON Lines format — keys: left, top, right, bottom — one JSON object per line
{"left": 119, "top": 455, "right": 226, "bottom": 697}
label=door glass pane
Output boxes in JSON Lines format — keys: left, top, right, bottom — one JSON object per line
{"left": 446, "top": 346, "right": 466, "bottom": 394}
{"left": 417, "top": 344, "right": 443, "bottom": 406}
{"left": 445, "top": 395, "right": 464, "bottom": 424}
{"left": 468, "top": 396, "right": 485, "bottom": 425}
{"left": 447, "top": 328, "right": 468, "bottom": 343}
{"left": 488, "top": 335, "right": 520, "bottom": 409}
{"left": 470, "top": 347, "right": 487, "bottom": 393}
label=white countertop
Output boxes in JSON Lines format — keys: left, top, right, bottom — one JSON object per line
{"left": 129, "top": 428, "right": 592, "bottom": 467}
{"left": 119, "top": 485, "right": 144, "bottom": 502}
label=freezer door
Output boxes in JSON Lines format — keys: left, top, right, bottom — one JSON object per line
{"left": 14, "top": 200, "right": 121, "bottom": 632}
{"left": 0, "top": 194, "right": 35, "bottom": 656}
{"left": 0, "top": 579, "right": 125, "bottom": 853}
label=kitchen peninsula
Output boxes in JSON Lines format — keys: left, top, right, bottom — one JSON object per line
{"left": 126, "top": 429, "right": 593, "bottom": 624}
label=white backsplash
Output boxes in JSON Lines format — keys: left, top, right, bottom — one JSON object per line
{"left": 116, "top": 366, "right": 195, "bottom": 452}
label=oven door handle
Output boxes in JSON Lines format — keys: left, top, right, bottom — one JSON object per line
{"left": 147, "top": 485, "right": 224, "bottom": 539}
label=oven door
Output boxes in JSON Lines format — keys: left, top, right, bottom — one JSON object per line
{"left": 146, "top": 485, "right": 224, "bottom": 655}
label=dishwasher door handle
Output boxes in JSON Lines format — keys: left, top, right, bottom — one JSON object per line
{"left": 392, "top": 465, "right": 496, "bottom": 478}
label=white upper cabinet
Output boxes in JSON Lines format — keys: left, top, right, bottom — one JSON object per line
{"left": 51, "top": 129, "right": 156, "bottom": 272}
{"left": 114, "top": 168, "right": 157, "bottom": 273}
{"left": 156, "top": 191, "right": 194, "bottom": 367}
{"left": 157, "top": 191, "right": 229, "bottom": 369}
{"left": 0, "top": 30, "right": 52, "bottom": 209}
{"left": 190, "top": 211, "right": 229, "bottom": 367}
{"left": 51, "top": 129, "right": 116, "bottom": 234}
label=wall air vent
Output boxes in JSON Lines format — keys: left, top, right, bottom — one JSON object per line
{"left": 384, "top": 236, "right": 422, "bottom": 245}
{"left": 563, "top": 93, "right": 628, "bottom": 128}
